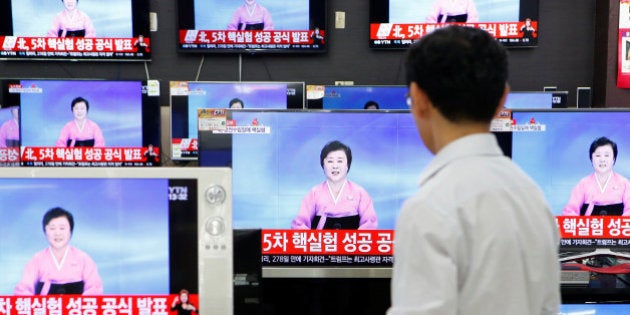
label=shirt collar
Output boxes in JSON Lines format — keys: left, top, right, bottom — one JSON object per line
{"left": 418, "top": 133, "right": 504, "bottom": 186}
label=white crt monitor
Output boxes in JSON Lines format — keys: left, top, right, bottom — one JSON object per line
{"left": 0, "top": 167, "right": 232, "bottom": 315}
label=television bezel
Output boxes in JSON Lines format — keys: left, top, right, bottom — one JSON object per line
{"left": 368, "top": 0, "right": 541, "bottom": 49}
{"left": 0, "top": 167, "right": 234, "bottom": 314}
{"left": 0, "top": 0, "right": 153, "bottom": 62}
{"left": 176, "top": 0, "right": 327, "bottom": 54}
{"left": 0, "top": 78, "right": 161, "bottom": 167}
{"left": 502, "top": 108, "right": 630, "bottom": 302}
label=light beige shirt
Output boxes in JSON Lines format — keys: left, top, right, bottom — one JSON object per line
{"left": 388, "top": 133, "right": 560, "bottom": 315}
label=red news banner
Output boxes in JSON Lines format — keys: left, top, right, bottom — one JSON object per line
{"left": 0, "top": 295, "right": 182, "bottom": 315}
{"left": 557, "top": 216, "right": 630, "bottom": 239}
{"left": 261, "top": 230, "right": 394, "bottom": 266}
{"left": 370, "top": 22, "right": 535, "bottom": 40}
{"left": 1, "top": 37, "right": 138, "bottom": 53}
{"left": 18, "top": 147, "right": 158, "bottom": 166}
{"left": 180, "top": 30, "right": 323, "bottom": 45}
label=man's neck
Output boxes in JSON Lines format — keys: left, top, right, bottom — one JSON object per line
{"left": 431, "top": 115, "right": 490, "bottom": 154}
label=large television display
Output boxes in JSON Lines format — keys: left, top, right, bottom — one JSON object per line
{"left": 504, "top": 109, "right": 630, "bottom": 301}
{"left": 0, "top": 167, "right": 233, "bottom": 314}
{"left": 0, "top": 79, "right": 161, "bottom": 167}
{"left": 177, "top": 0, "right": 326, "bottom": 54}
{"left": 199, "top": 109, "right": 432, "bottom": 273}
{"left": 0, "top": 0, "right": 152, "bottom": 61}
{"left": 170, "top": 81, "right": 305, "bottom": 161}
{"left": 369, "top": 0, "right": 540, "bottom": 49}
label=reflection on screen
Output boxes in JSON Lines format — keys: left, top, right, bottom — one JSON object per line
{"left": 510, "top": 110, "right": 630, "bottom": 216}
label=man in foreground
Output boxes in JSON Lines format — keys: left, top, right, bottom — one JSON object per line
{"left": 387, "top": 25, "right": 561, "bottom": 315}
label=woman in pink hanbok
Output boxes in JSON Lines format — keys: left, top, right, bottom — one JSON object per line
{"left": 47, "top": 0, "right": 96, "bottom": 38}
{"left": 426, "top": 0, "right": 479, "bottom": 23}
{"left": 563, "top": 137, "right": 630, "bottom": 216}
{"left": 227, "top": 0, "right": 274, "bottom": 31}
{"left": 55, "top": 97, "right": 105, "bottom": 147}
{"left": 14, "top": 207, "right": 103, "bottom": 295}
{"left": 291, "top": 140, "right": 378, "bottom": 230}
{"left": 0, "top": 107, "right": 20, "bottom": 148}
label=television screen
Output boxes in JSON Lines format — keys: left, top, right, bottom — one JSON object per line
{"left": 501, "top": 109, "right": 630, "bottom": 299}
{"left": 503, "top": 91, "right": 554, "bottom": 109}
{"left": 177, "top": 0, "right": 326, "bottom": 54}
{"left": 198, "top": 109, "right": 434, "bottom": 273}
{"left": 306, "top": 85, "right": 408, "bottom": 109}
{"left": 0, "top": 167, "right": 233, "bottom": 314}
{"left": 0, "top": 0, "right": 152, "bottom": 61}
{"left": 0, "top": 79, "right": 161, "bottom": 167}
{"left": 369, "top": 0, "right": 540, "bottom": 49}
{"left": 561, "top": 304, "right": 630, "bottom": 314}
{"left": 0, "top": 105, "right": 20, "bottom": 166}
{"left": 169, "top": 81, "right": 305, "bottom": 161}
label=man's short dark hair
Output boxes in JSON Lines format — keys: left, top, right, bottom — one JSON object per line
{"left": 42, "top": 207, "right": 75, "bottom": 234}
{"left": 364, "top": 100, "right": 379, "bottom": 109}
{"left": 71, "top": 96, "right": 89, "bottom": 112}
{"left": 229, "top": 98, "right": 244, "bottom": 108}
{"left": 320, "top": 140, "right": 352, "bottom": 172}
{"left": 405, "top": 25, "right": 508, "bottom": 123}
{"left": 589, "top": 136, "right": 617, "bottom": 162}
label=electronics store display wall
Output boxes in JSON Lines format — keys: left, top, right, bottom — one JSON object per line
{"left": 0, "top": 0, "right": 609, "bottom": 109}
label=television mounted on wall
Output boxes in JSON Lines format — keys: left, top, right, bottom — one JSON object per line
{"left": 177, "top": 0, "right": 326, "bottom": 54}
{"left": 369, "top": 0, "right": 540, "bottom": 49}
{"left": 0, "top": 79, "right": 161, "bottom": 167}
{"left": 0, "top": 0, "right": 152, "bottom": 61}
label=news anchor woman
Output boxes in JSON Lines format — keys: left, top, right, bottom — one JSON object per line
{"left": 47, "top": 0, "right": 96, "bottom": 38}
{"left": 55, "top": 96, "right": 105, "bottom": 148}
{"left": 426, "top": 0, "right": 479, "bottom": 23}
{"left": 291, "top": 140, "right": 378, "bottom": 230}
{"left": 14, "top": 207, "right": 103, "bottom": 295}
{"left": 562, "top": 136, "right": 630, "bottom": 216}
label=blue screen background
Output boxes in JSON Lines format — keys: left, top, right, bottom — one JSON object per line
{"left": 19, "top": 80, "right": 144, "bottom": 147}
{"left": 511, "top": 110, "right": 630, "bottom": 216}
{"left": 389, "top": 0, "right": 520, "bottom": 23}
{"left": 228, "top": 110, "right": 432, "bottom": 229}
{"left": 0, "top": 178, "right": 169, "bottom": 295}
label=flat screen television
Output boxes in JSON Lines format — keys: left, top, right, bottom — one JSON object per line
{"left": 198, "top": 109, "right": 433, "bottom": 272}
{"left": 369, "top": 0, "right": 540, "bottom": 49}
{"left": 306, "top": 85, "right": 408, "bottom": 109}
{"left": 0, "top": 0, "right": 152, "bottom": 61}
{"left": 502, "top": 109, "right": 630, "bottom": 302}
{"left": 169, "top": 81, "right": 305, "bottom": 161}
{"left": 196, "top": 109, "right": 516, "bottom": 314}
{"left": 0, "top": 79, "right": 161, "bottom": 167}
{"left": 0, "top": 167, "right": 233, "bottom": 314}
{"left": 177, "top": 0, "right": 326, "bottom": 54}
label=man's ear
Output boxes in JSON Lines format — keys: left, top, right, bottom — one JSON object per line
{"left": 409, "top": 82, "right": 431, "bottom": 118}
{"left": 494, "top": 84, "right": 510, "bottom": 116}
